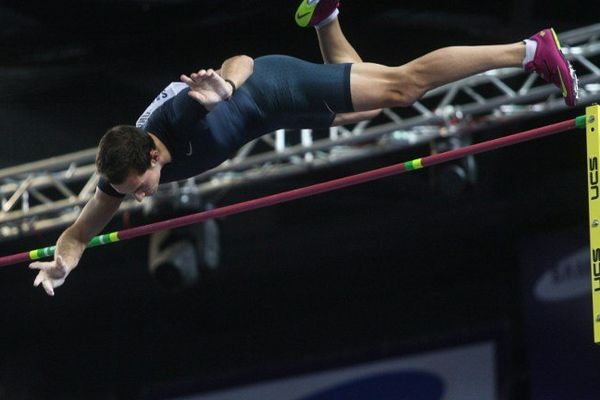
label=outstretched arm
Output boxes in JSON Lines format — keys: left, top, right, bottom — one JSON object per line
{"left": 181, "top": 55, "right": 254, "bottom": 110}
{"left": 29, "top": 188, "right": 122, "bottom": 296}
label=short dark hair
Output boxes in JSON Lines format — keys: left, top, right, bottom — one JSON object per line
{"left": 96, "top": 125, "right": 156, "bottom": 184}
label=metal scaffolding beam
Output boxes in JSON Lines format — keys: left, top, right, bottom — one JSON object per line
{"left": 1, "top": 24, "right": 600, "bottom": 242}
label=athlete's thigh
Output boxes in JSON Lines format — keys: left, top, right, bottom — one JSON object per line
{"left": 349, "top": 62, "right": 400, "bottom": 111}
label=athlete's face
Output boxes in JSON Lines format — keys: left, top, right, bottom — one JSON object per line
{"left": 111, "top": 154, "right": 161, "bottom": 202}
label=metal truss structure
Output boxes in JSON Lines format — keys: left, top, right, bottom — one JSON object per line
{"left": 1, "top": 24, "right": 600, "bottom": 242}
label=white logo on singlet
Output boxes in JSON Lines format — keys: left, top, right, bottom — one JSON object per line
{"left": 135, "top": 82, "right": 188, "bottom": 128}
{"left": 186, "top": 141, "right": 193, "bottom": 156}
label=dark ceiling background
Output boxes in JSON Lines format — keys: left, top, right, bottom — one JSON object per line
{"left": 0, "top": 1, "right": 597, "bottom": 399}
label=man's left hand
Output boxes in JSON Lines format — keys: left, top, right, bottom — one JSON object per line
{"left": 180, "top": 69, "right": 233, "bottom": 110}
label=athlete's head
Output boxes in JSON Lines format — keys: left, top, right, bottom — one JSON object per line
{"left": 96, "top": 125, "right": 161, "bottom": 202}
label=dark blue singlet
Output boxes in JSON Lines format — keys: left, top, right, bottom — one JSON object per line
{"left": 98, "top": 55, "right": 353, "bottom": 197}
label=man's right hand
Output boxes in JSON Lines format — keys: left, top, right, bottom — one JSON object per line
{"left": 26, "top": 187, "right": 123, "bottom": 296}
{"left": 29, "top": 255, "right": 73, "bottom": 296}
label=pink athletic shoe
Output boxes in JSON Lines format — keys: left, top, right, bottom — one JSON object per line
{"left": 295, "top": 0, "right": 339, "bottom": 28}
{"left": 524, "top": 28, "right": 579, "bottom": 107}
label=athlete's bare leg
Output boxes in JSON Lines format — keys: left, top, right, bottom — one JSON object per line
{"left": 350, "top": 42, "right": 526, "bottom": 112}
{"left": 312, "top": 19, "right": 523, "bottom": 122}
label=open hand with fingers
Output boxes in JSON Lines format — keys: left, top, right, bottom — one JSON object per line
{"left": 180, "top": 69, "right": 233, "bottom": 110}
{"left": 29, "top": 255, "right": 73, "bottom": 296}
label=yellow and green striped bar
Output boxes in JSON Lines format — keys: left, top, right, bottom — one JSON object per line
{"left": 404, "top": 158, "right": 424, "bottom": 171}
{"left": 29, "top": 246, "right": 57, "bottom": 261}
{"left": 585, "top": 104, "right": 600, "bottom": 344}
{"left": 28, "top": 232, "right": 120, "bottom": 261}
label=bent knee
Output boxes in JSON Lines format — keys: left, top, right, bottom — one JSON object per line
{"left": 384, "top": 66, "right": 427, "bottom": 107}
